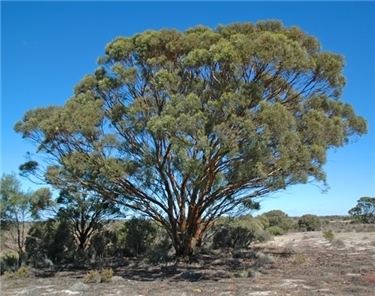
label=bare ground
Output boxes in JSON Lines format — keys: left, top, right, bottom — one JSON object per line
{"left": 1, "top": 231, "right": 374, "bottom": 296}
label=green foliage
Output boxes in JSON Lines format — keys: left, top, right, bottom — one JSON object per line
{"left": 323, "top": 230, "right": 335, "bottom": 242}
{"left": 212, "top": 216, "right": 269, "bottom": 249}
{"left": 0, "top": 251, "right": 18, "bottom": 274}
{"left": 1, "top": 174, "right": 52, "bottom": 223}
{"left": 15, "top": 22, "right": 367, "bottom": 256}
{"left": 255, "top": 215, "right": 270, "bottom": 229}
{"left": 89, "top": 228, "right": 119, "bottom": 259}
{"left": 146, "top": 226, "right": 173, "bottom": 264}
{"left": 348, "top": 197, "right": 375, "bottom": 224}
{"left": 0, "top": 174, "right": 53, "bottom": 266}
{"left": 254, "top": 252, "right": 274, "bottom": 267}
{"left": 121, "top": 218, "right": 157, "bottom": 257}
{"left": 146, "top": 241, "right": 172, "bottom": 264}
{"left": 267, "top": 225, "right": 285, "bottom": 236}
{"left": 298, "top": 214, "right": 321, "bottom": 231}
{"left": 25, "top": 219, "right": 75, "bottom": 265}
{"left": 261, "top": 210, "right": 293, "bottom": 232}
{"left": 56, "top": 189, "right": 122, "bottom": 253}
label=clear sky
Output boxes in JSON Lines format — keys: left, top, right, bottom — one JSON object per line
{"left": 1, "top": 1, "right": 374, "bottom": 216}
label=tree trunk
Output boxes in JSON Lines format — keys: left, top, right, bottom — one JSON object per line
{"left": 172, "top": 219, "right": 203, "bottom": 258}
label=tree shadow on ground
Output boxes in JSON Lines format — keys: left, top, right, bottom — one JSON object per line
{"left": 114, "top": 248, "right": 280, "bottom": 282}
{"left": 33, "top": 247, "right": 286, "bottom": 282}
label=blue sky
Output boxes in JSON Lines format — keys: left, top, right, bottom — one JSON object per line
{"left": 1, "top": 1, "right": 374, "bottom": 216}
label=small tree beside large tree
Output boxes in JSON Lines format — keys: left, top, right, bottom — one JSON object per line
{"left": 0, "top": 174, "right": 53, "bottom": 266}
{"left": 16, "top": 21, "right": 367, "bottom": 256}
{"left": 56, "top": 188, "right": 122, "bottom": 254}
{"left": 349, "top": 197, "right": 375, "bottom": 224}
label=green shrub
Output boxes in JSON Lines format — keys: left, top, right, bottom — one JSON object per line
{"left": 211, "top": 216, "right": 273, "bottom": 249}
{"left": 255, "top": 215, "right": 270, "bottom": 229}
{"left": 255, "top": 252, "right": 274, "bottom": 266}
{"left": 261, "top": 210, "right": 293, "bottom": 232}
{"left": 267, "top": 225, "right": 285, "bottom": 236}
{"left": 254, "top": 229, "right": 272, "bottom": 242}
{"left": 212, "top": 216, "right": 268, "bottom": 249}
{"left": 213, "top": 227, "right": 232, "bottom": 249}
{"left": 323, "top": 230, "right": 335, "bottom": 242}
{"left": 121, "top": 218, "right": 157, "bottom": 257}
{"left": 25, "top": 219, "right": 75, "bottom": 266}
{"left": 298, "top": 214, "right": 321, "bottom": 231}
{"left": 146, "top": 235, "right": 172, "bottom": 264}
{"left": 0, "top": 251, "right": 19, "bottom": 274}
{"left": 89, "top": 229, "right": 118, "bottom": 259}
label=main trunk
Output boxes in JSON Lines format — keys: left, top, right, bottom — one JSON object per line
{"left": 171, "top": 216, "right": 204, "bottom": 257}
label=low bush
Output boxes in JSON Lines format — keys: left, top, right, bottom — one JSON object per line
{"left": 267, "top": 226, "right": 285, "bottom": 236}
{"left": 298, "top": 214, "right": 321, "bottom": 231}
{"left": 83, "top": 268, "right": 114, "bottom": 283}
{"left": 0, "top": 251, "right": 18, "bottom": 274}
{"left": 260, "top": 210, "right": 294, "bottom": 232}
{"left": 26, "top": 219, "right": 75, "bottom": 266}
{"left": 212, "top": 216, "right": 272, "bottom": 249}
{"left": 212, "top": 216, "right": 269, "bottom": 249}
{"left": 146, "top": 238, "right": 172, "bottom": 264}
{"left": 323, "top": 230, "right": 335, "bottom": 242}
{"left": 255, "top": 215, "right": 270, "bottom": 229}
{"left": 89, "top": 229, "right": 118, "bottom": 259}
{"left": 121, "top": 218, "right": 157, "bottom": 257}
{"left": 255, "top": 229, "right": 273, "bottom": 242}
{"left": 254, "top": 252, "right": 274, "bottom": 267}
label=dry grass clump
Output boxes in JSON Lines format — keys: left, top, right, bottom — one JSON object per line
{"left": 323, "top": 230, "right": 335, "bottom": 242}
{"left": 84, "top": 270, "right": 101, "bottom": 283}
{"left": 254, "top": 252, "right": 274, "bottom": 267}
{"left": 100, "top": 268, "right": 113, "bottom": 283}
{"left": 84, "top": 268, "right": 114, "bottom": 283}
{"left": 293, "top": 254, "right": 307, "bottom": 265}
{"left": 4, "top": 266, "right": 31, "bottom": 279}
{"left": 331, "top": 239, "right": 345, "bottom": 248}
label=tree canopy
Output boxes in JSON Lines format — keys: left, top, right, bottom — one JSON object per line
{"left": 15, "top": 21, "right": 367, "bottom": 256}
{"left": 0, "top": 174, "right": 53, "bottom": 265}
{"left": 349, "top": 197, "right": 375, "bottom": 224}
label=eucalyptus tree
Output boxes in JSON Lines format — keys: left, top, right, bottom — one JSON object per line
{"left": 56, "top": 188, "right": 122, "bottom": 253}
{"left": 16, "top": 21, "right": 366, "bottom": 256}
{"left": 0, "top": 174, "right": 52, "bottom": 266}
{"left": 349, "top": 197, "right": 375, "bottom": 224}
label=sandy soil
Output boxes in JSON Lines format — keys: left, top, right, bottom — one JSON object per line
{"left": 1, "top": 231, "right": 374, "bottom": 296}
